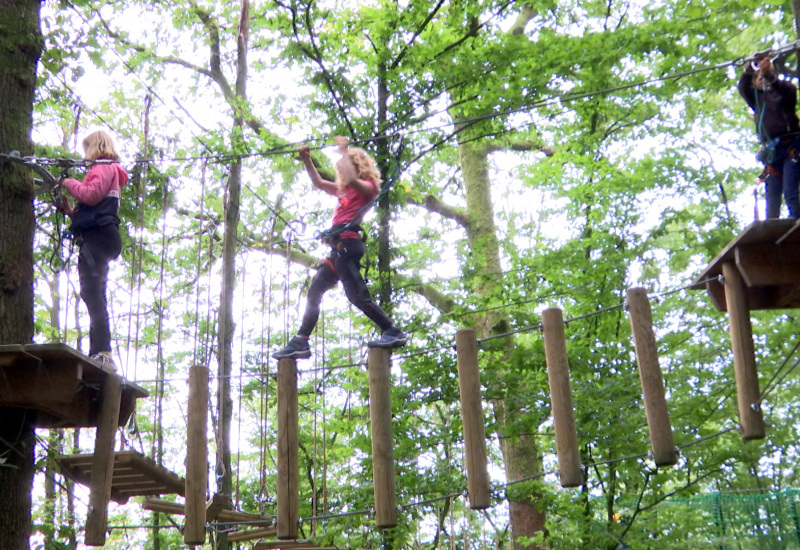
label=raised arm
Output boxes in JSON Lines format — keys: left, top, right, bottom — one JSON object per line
{"left": 298, "top": 146, "right": 338, "bottom": 196}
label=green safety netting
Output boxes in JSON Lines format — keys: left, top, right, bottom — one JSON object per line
{"left": 656, "top": 490, "right": 800, "bottom": 549}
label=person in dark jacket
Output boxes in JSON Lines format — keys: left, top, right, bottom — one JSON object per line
{"left": 273, "top": 136, "right": 407, "bottom": 360}
{"left": 59, "top": 130, "right": 127, "bottom": 370}
{"left": 738, "top": 53, "right": 800, "bottom": 218}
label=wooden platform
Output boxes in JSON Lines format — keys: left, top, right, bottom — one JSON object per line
{"left": 0, "top": 343, "right": 147, "bottom": 428}
{"left": 691, "top": 219, "right": 800, "bottom": 311}
{"left": 57, "top": 451, "right": 185, "bottom": 504}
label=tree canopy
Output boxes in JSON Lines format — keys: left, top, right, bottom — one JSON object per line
{"left": 11, "top": 0, "right": 800, "bottom": 548}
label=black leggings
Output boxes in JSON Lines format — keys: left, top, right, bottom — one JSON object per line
{"left": 78, "top": 225, "right": 122, "bottom": 355}
{"left": 298, "top": 239, "right": 393, "bottom": 336}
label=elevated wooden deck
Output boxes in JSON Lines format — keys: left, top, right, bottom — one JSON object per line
{"left": 57, "top": 451, "right": 185, "bottom": 504}
{"left": 0, "top": 343, "right": 147, "bottom": 428}
{"left": 691, "top": 219, "right": 800, "bottom": 311}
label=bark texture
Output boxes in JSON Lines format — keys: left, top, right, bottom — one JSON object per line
{"left": 0, "top": 1, "right": 41, "bottom": 549}
{"left": 459, "top": 141, "right": 546, "bottom": 549}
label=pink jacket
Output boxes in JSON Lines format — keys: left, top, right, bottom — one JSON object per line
{"left": 62, "top": 163, "right": 128, "bottom": 206}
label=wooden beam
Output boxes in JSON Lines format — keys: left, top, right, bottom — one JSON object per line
{"left": 85, "top": 373, "right": 122, "bottom": 546}
{"left": 368, "top": 348, "right": 397, "bottom": 529}
{"left": 206, "top": 493, "right": 231, "bottom": 521}
{"left": 277, "top": 358, "right": 299, "bottom": 539}
{"left": 627, "top": 288, "right": 678, "bottom": 467}
{"left": 454, "top": 329, "right": 491, "bottom": 509}
{"left": 142, "top": 497, "right": 274, "bottom": 525}
{"left": 186, "top": 365, "right": 210, "bottom": 545}
{"left": 226, "top": 527, "right": 278, "bottom": 542}
{"left": 722, "top": 262, "right": 765, "bottom": 440}
{"left": 541, "top": 308, "right": 583, "bottom": 488}
{"left": 735, "top": 243, "right": 800, "bottom": 288}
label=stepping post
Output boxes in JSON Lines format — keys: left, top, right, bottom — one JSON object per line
{"left": 368, "top": 348, "right": 397, "bottom": 528}
{"left": 455, "top": 329, "right": 491, "bottom": 509}
{"left": 541, "top": 308, "right": 583, "bottom": 488}
{"left": 626, "top": 288, "right": 678, "bottom": 466}
{"left": 722, "top": 262, "right": 765, "bottom": 440}
{"left": 85, "top": 372, "right": 122, "bottom": 546}
{"left": 277, "top": 358, "right": 299, "bottom": 539}
{"left": 185, "top": 365, "right": 209, "bottom": 545}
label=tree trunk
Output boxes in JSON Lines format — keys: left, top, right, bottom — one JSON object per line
{"left": 216, "top": 6, "right": 249, "bottom": 550}
{"left": 458, "top": 141, "right": 546, "bottom": 549}
{"left": 0, "top": 1, "right": 42, "bottom": 549}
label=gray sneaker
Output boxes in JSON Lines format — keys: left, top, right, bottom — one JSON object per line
{"left": 90, "top": 352, "right": 117, "bottom": 371}
{"left": 367, "top": 328, "right": 408, "bottom": 349}
{"left": 273, "top": 336, "right": 312, "bottom": 359}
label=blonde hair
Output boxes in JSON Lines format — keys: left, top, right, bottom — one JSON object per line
{"left": 82, "top": 131, "right": 121, "bottom": 161}
{"left": 347, "top": 147, "right": 382, "bottom": 188}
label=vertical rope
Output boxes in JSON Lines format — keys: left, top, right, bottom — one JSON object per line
{"left": 321, "top": 310, "right": 328, "bottom": 516}
{"left": 126, "top": 93, "right": 152, "bottom": 381}
{"left": 153, "top": 178, "right": 169, "bottom": 464}
{"left": 192, "top": 158, "right": 208, "bottom": 365}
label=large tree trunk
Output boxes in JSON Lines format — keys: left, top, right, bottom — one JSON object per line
{"left": 458, "top": 141, "right": 546, "bottom": 549}
{"left": 0, "top": 1, "right": 42, "bottom": 549}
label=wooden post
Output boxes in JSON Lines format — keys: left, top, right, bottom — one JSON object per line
{"left": 541, "top": 308, "right": 583, "bottom": 488}
{"left": 368, "top": 348, "right": 397, "bottom": 528}
{"left": 277, "top": 358, "right": 299, "bottom": 539}
{"left": 626, "top": 288, "right": 679, "bottom": 466}
{"left": 455, "top": 329, "right": 491, "bottom": 509}
{"left": 185, "top": 365, "right": 209, "bottom": 545}
{"left": 722, "top": 262, "right": 766, "bottom": 440}
{"left": 85, "top": 373, "right": 122, "bottom": 546}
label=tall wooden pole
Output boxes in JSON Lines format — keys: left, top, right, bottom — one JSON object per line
{"left": 541, "top": 308, "right": 583, "bottom": 488}
{"left": 368, "top": 348, "right": 397, "bottom": 528}
{"left": 626, "top": 288, "right": 678, "bottom": 466}
{"left": 85, "top": 373, "right": 122, "bottom": 546}
{"left": 455, "top": 329, "right": 491, "bottom": 509}
{"left": 277, "top": 358, "right": 299, "bottom": 538}
{"left": 185, "top": 365, "right": 209, "bottom": 545}
{"left": 721, "top": 262, "right": 765, "bottom": 440}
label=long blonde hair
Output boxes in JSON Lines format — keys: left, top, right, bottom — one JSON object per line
{"left": 347, "top": 147, "right": 382, "bottom": 188}
{"left": 82, "top": 130, "right": 121, "bottom": 161}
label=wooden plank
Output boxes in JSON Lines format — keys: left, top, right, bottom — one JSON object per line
{"left": 186, "top": 365, "right": 210, "bottom": 545}
{"left": 142, "top": 497, "right": 275, "bottom": 525}
{"left": 691, "top": 219, "right": 798, "bottom": 288}
{"left": 627, "top": 288, "right": 678, "bottom": 467}
{"left": 735, "top": 244, "right": 800, "bottom": 287}
{"left": 722, "top": 262, "right": 765, "bottom": 440}
{"left": 541, "top": 308, "right": 583, "bottom": 488}
{"left": 277, "top": 358, "right": 299, "bottom": 539}
{"left": 454, "top": 329, "right": 491, "bottom": 509}
{"left": 206, "top": 493, "right": 231, "bottom": 521}
{"left": 85, "top": 373, "right": 122, "bottom": 546}
{"left": 227, "top": 527, "right": 278, "bottom": 542}
{"left": 368, "top": 348, "right": 398, "bottom": 528}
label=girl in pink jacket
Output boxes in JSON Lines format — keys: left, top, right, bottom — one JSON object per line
{"left": 60, "top": 131, "right": 127, "bottom": 370}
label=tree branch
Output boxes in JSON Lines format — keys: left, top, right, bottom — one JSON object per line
{"left": 409, "top": 194, "right": 470, "bottom": 228}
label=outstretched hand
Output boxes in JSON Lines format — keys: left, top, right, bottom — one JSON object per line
{"left": 298, "top": 145, "right": 311, "bottom": 161}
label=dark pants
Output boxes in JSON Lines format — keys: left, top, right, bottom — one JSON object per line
{"left": 298, "top": 238, "right": 393, "bottom": 336}
{"left": 765, "top": 139, "right": 800, "bottom": 219}
{"left": 78, "top": 225, "right": 122, "bottom": 355}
